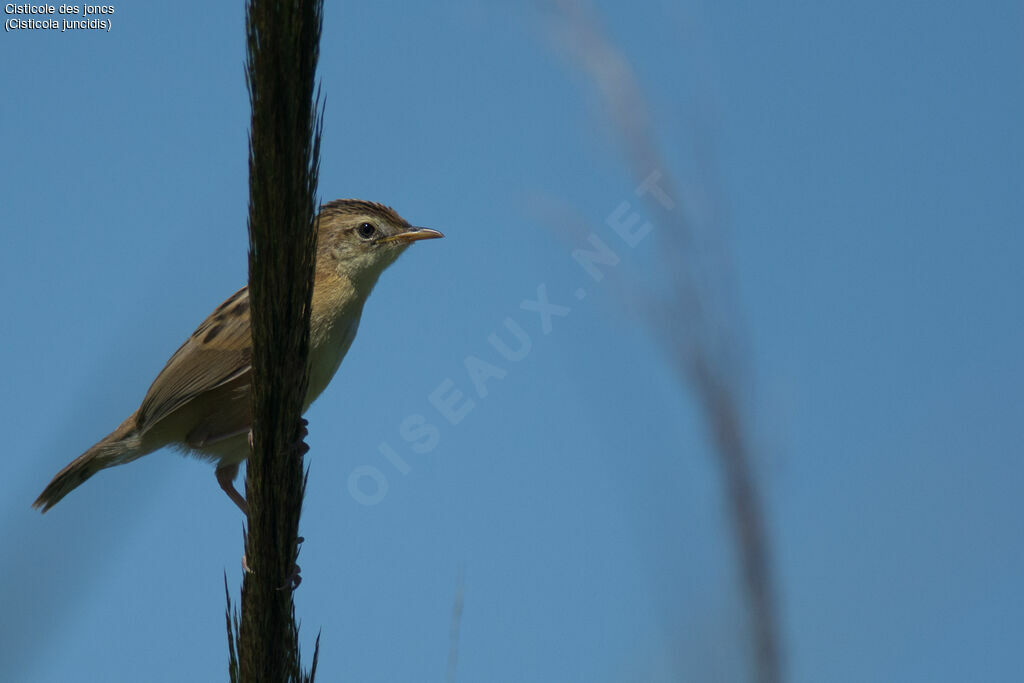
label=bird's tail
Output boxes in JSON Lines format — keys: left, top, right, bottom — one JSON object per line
{"left": 33, "top": 413, "right": 145, "bottom": 513}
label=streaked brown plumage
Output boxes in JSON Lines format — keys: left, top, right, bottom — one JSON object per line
{"left": 34, "top": 199, "right": 442, "bottom": 513}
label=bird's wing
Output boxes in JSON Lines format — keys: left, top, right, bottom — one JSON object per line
{"left": 137, "top": 287, "right": 253, "bottom": 431}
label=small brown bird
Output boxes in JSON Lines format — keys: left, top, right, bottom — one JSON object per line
{"left": 34, "top": 199, "right": 442, "bottom": 514}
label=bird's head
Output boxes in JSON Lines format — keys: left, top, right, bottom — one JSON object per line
{"left": 316, "top": 199, "right": 442, "bottom": 287}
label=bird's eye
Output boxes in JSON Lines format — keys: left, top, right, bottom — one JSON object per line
{"left": 356, "top": 222, "right": 377, "bottom": 240}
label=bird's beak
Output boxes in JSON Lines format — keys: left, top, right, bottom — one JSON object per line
{"left": 379, "top": 227, "right": 444, "bottom": 244}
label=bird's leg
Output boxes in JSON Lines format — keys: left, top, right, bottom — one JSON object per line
{"left": 238, "top": 419, "right": 309, "bottom": 587}
{"left": 216, "top": 462, "right": 248, "bottom": 516}
{"left": 278, "top": 558, "right": 303, "bottom": 591}
{"left": 279, "top": 418, "right": 309, "bottom": 588}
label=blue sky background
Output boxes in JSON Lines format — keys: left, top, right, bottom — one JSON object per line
{"left": 2, "top": 2, "right": 1022, "bottom": 681}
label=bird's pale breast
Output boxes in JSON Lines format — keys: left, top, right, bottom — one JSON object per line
{"left": 305, "top": 310, "right": 361, "bottom": 410}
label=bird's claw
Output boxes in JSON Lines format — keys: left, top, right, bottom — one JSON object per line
{"left": 241, "top": 538, "right": 305, "bottom": 589}
{"left": 277, "top": 563, "right": 302, "bottom": 591}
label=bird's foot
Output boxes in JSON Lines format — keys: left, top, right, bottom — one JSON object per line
{"left": 277, "top": 563, "right": 302, "bottom": 591}
{"left": 277, "top": 537, "right": 305, "bottom": 590}
{"left": 241, "top": 537, "right": 304, "bottom": 590}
